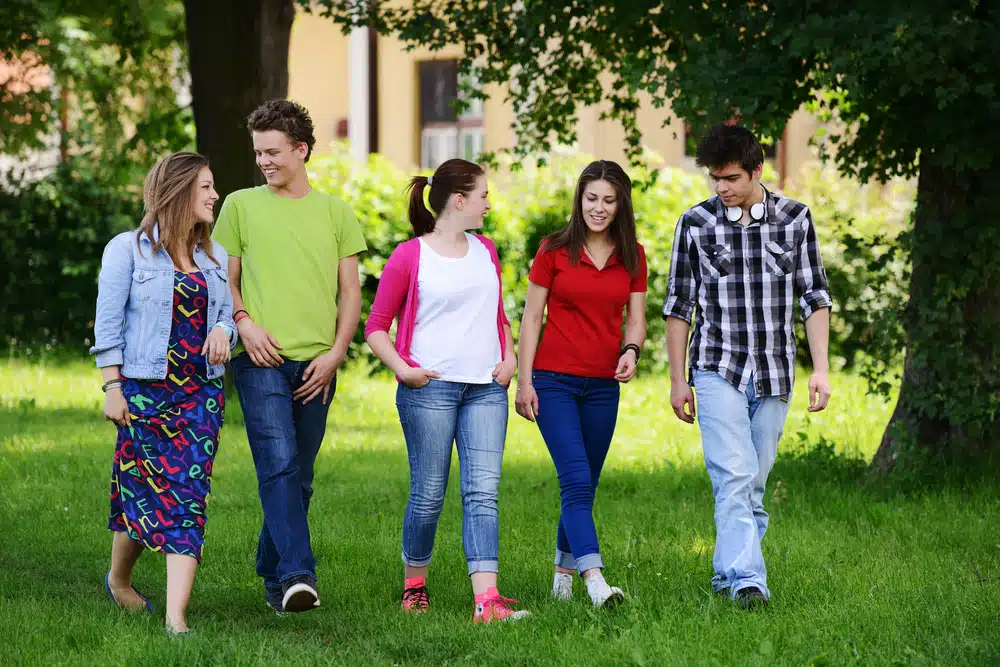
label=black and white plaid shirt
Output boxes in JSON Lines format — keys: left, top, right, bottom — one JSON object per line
{"left": 662, "top": 189, "right": 833, "bottom": 397}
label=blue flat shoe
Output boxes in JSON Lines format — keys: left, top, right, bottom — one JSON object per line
{"left": 105, "top": 571, "right": 154, "bottom": 613}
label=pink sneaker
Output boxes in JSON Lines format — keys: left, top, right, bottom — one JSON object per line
{"left": 401, "top": 583, "right": 430, "bottom": 614}
{"left": 472, "top": 590, "right": 531, "bottom": 624}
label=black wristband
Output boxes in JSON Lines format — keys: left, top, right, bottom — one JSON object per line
{"left": 620, "top": 344, "right": 641, "bottom": 360}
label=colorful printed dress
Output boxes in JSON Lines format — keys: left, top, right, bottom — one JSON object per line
{"left": 108, "top": 271, "right": 225, "bottom": 561}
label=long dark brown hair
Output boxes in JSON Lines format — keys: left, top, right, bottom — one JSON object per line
{"left": 406, "top": 158, "right": 485, "bottom": 236}
{"left": 136, "top": 151, "right": 219, "bottom": 266}
{"left": 542, "top": 160, "right": 639, "bottom": 275}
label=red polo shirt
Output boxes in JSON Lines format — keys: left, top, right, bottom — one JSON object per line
{"left": 529, "top": 242, "right": 647, "bottom": 379}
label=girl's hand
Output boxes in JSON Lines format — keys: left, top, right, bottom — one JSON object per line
{"left": 104, "top": 388, "right": 132, "bottom": 428}
{"left": 203, "top": 326, "right": 231, "bottom": 365}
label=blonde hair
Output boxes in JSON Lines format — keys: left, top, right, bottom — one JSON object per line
{"left": 136, "top": 151, "right": 219, "bottom": 266}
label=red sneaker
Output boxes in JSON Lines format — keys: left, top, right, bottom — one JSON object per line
{"left": 401, "top": 584, "right": 430, "bottom": 614}
{"left": 472, "top": 591, "right": 531, "bottom": 624}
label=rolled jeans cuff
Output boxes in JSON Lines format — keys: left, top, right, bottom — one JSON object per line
{"left": 401, "top": 550, "right": 432, "bottom": 568}
{"left": 467, "top": 559, "right": 499, "bottom": 575}
{"left": 554, "top": 548, "right": 577, "bottom": 571}
{"left": 574, "top": 553, "right": 605, "bottom": 576}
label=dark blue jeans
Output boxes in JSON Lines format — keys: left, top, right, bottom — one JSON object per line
{"left": 533, "top": 370, "right": 619, "bottom": 575}
{"left": 232, "top": 353, "right": 334, "bottom": 589}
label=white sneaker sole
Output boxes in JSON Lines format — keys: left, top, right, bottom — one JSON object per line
{"left": 282, "top": 583, "right": 319, "bottom": 613}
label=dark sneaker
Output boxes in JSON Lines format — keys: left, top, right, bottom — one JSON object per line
{"left": 281, "top": 574, "right": 320, "bottom": 613}
{"left": 735, "top": 586, "right": 769, "bottom": 610}
{"left": 401, "top": 584, "right": 430, "bottom": 614}
{"left": 265, "top": 585, "right": 286, "bottom": 615}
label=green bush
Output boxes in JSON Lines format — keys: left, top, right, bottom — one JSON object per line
{"left": 0, "top": 165, "right": 142, "bottom": 354}
{"left": 310, "top": 144, "right": 912, "bottom": 375}
{"left": 1, "top": 145, "right": 911, "bottom": 377}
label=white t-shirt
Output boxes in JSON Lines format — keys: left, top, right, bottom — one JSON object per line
{"left": 409, "top": 234, "right": 502, "bottom": 384}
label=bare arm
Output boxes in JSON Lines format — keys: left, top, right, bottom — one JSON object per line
{"left": 227, "top": 255, "right": 247, "bottom": 317}
{"left": 332, "top": 254, "right": 362, "bottom": 363}
{"left": 615, "top": 292, "right": 647, "bottom": 382}
{"left": 804, "top": 307, "right": 831, "bottom": 412}
{"left": 666, "top": 316, "right": 695, "bottom": 423}
{"left": 229, "top": 255, "right": 284, "bottom": 367}
{"left": 514, "top": 281, "right": 548, "bottom": 421}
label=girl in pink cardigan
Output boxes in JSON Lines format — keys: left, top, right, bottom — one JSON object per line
{"left": 365, "top": 158, "right": 528, "bottom": 624}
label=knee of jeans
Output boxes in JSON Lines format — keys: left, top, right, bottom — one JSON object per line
{"left": 461, "top": 483, "right": 499, "bottom": 512}
{"left": 713, "top": 470, "right": 755, "bottom": 504}
{"left": 409, "top": 483, "right": 447, "bottom": 515}
{"left": 559, "top": 475, "right": 595, "bottom": 506}
{"left": 256, "top": 451, "right": 300, "bottom": 484}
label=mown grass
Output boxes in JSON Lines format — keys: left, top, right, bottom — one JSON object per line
{"left": 1, "top": 360, "right": 997, "bottom": 666}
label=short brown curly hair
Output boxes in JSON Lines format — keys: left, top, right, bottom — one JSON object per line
{"left": 246, "top": 99, "right": 316, "bottom": 162}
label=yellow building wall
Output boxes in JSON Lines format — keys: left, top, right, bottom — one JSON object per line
{"left": 287, "top": 11, "right": 350, "bottom": 154}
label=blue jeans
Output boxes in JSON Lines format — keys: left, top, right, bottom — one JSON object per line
{"left": 396, "top": 379, "right": 508, "bottom": 575}
{"left": 533, "top": 370, "right": 620, "bottom": 575}
{"left": 693, "top": 369, "right": 791, "bottom": 600}
{"left": 232, "top": 353, "right": 334, "bottom": 588}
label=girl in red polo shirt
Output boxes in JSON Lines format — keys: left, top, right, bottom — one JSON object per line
{"left": 515, "top": 160, "right": 647, "bottom": 608}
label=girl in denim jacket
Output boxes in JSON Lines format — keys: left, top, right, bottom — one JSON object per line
{"left": 90, "top": 152, "right": 237, "bottom": 635}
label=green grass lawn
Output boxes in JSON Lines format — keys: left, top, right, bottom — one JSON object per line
{"left": 1, "top": 360, "right": 998, "bottom": 666}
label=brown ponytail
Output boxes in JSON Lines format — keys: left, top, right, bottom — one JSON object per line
{"left": 405, "top": 158, "right": 484, "bottom": 236}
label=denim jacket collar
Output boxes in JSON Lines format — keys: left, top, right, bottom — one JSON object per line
{"left": 138, "top": 223, "right": 215, "bottom": 269}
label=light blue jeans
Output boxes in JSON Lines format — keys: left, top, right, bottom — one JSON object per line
{"left": 395, "top": 379, "right": 508, "bottom": 575}
{"left": 693, "top": 369, "right": 791, "bottom": 600}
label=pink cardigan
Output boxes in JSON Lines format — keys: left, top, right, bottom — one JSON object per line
{"left": 364, "top": 234, "right": 511, "bottom": 380}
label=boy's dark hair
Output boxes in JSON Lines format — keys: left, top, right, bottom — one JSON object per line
{"left": 246, "top": 99, "right": 316, "bottom": 162}
{"left": 695, "top": 123, "right": 764, "bottom": 175}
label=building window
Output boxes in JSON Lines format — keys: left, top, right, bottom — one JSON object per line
{"left": 418, "top": 60, "right": 484, "bottom": 169}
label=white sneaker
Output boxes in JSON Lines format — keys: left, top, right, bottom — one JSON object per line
{"left": 552, "top": 572, "right": 574, "bottom": 601}
{"left": 584, "top": 571, "right": 624, "bottom": 608}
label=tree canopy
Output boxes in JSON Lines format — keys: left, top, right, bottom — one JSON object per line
{"left": 320, "top": 0, "right": 1000, "bottom": 477}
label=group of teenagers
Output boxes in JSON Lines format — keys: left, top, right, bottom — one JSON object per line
{"left": 91, "top": 99, "right": 833, "bottom": 635}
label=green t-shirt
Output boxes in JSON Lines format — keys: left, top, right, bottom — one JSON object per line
{"left": 212, "top": 185, "right": 367, "bottom": 361}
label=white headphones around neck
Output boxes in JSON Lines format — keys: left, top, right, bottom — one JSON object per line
{"left": 726, "top": 201, "right": 766, "bottom": 223}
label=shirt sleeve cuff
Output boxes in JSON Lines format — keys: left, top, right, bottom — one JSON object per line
{"left": 799, "top": 290, "right": 833, "bottom": 320}
{"left": 213, "top": 321, "right": 238, "bottom": 349}
{"left": 94, "top": 347, "right": 125, "bottom": 368}
{"left": 662, "top": 296, "right": 694, "bottom": 323}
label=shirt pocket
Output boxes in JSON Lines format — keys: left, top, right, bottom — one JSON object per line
{"left": 130, "top": 269, "right": 159, "bottom": 306}
{"left": 700, "top": 243, "right": 733, "bottom": 279}
{"left": 764, "top": 241, "right": 795, "bottom": 277}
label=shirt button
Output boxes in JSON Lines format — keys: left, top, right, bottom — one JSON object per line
{"left": 210, "top": 299, "right": 216, "bottom": 305}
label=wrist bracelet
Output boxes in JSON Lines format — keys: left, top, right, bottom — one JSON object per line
{"left": 102, "top": 379, "right": 122, "bottom": 393}
{"left": 620, "top": 344, "right": 641, "bottom": 360}
{"left": 234, "top": 310, "right": 251, "bottom": 324}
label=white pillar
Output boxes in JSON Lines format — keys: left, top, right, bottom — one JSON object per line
{"left": 348, "top": 26, "right": 369, "bottom": 161}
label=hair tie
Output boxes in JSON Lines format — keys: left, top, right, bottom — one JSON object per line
{"left": 427, "top": 175, "right": 433, "bottom": 186}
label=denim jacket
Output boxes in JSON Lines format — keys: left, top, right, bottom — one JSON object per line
{"left": 89, "top": 226, "right": 238, "bottom": 379}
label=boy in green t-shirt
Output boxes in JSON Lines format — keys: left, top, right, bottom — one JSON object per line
{"left": 213, "top": 99, "right": 367, "bottom": 614}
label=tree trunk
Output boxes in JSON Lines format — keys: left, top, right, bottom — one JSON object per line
{"left": 872, "top": 162, "right": 1000, "bottom": 476}
{"left": 183, "top": 0, "right": 295, "bottom": 201}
